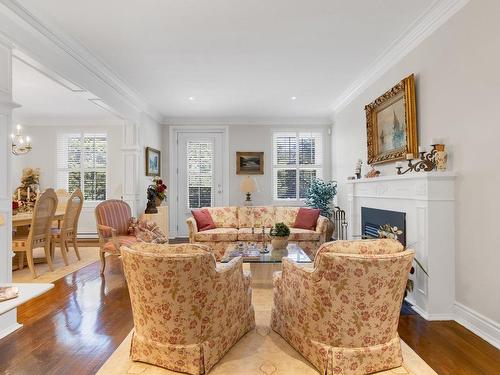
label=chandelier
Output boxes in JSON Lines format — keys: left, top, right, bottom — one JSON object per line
{"left": 11, "top": 124, "right": 32, "bottom": 155}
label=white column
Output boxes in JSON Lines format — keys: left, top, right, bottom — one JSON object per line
{"left": 121, "top": 121, "right": 141, "bottom": 216}
{"left": 0, "top": 38, "right": 22, "bottom": 338}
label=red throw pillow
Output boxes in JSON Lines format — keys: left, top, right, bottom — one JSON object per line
{"left": 293, "top": 208, "right": 320, "bottom": 231}
{"left": 191, "top": 209, "right": 216, "bottom": 231}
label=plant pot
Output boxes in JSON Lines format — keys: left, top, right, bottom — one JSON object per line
{"left": 271, "top": 236, "right": 289, "bottom": 260}
{"left": 155, "top": 197, "right": 163, "bottom": 207}
{"left": 271, "top": 236, "right": 288, "bottom": 250}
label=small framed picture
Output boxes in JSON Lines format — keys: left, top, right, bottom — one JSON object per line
{"left": 236, "top": 152, "right": 264, "bottom": 175}
{"left": 145, "top": 147, "right": 161, "bottom": 176}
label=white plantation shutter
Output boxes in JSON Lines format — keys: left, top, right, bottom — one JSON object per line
{"left": 57, "top": 133, "right": 107, "bottom": 201}
{"left": 187, "top": 141, "right": 213, "bottom": 208}
{"left": 273, "top": 131, "right": 323, "bottom": 201}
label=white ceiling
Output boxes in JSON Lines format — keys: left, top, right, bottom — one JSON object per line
{"left": 12, "top": 57, "right": 121, "bottom": 125}
{"left": 17, "top": 0, "right": 436, "bottom": 120}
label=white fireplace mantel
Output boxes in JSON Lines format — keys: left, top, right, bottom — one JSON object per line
{"left": 346, "top": 172, "right": 456, "bottom": 320}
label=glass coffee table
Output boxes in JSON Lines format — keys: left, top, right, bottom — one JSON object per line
{"left": 221, "top": 243, "right": 312, "bottom": 287}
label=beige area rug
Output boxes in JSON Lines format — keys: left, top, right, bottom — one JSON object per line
{"left": 97, "top": 288, "right": 437, "bottom": 375}
{"left": 12, "top": 246, "right": 101, "bottom": 283}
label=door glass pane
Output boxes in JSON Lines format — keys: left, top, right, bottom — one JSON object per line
{"left": 187, "top": 141, "right": 214, "bottom": 208}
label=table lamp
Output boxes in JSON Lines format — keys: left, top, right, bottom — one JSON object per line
{"left": 240, "top": 176, "right": 257, "bottom": 206}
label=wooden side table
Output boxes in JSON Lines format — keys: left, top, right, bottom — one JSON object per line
{"left": 141, "top": 206, "right": 169, "bottom": 243}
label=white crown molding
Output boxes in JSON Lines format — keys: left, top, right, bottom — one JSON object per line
{"left": 12, "top": 115, "right": 124, "bottom": 127}
{"left": 0, "top": 0, "right": 162, "bottom": 122}
{"left": 331, "top": 0, "right": 470, "bottom": 115}
{"left": 454, "top": 302, "right": 500, "bottom": 349}
{"left": 162, "top": 116, "right": 333, "bottom": 127}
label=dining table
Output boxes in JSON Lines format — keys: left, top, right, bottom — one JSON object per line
{"left": 12, "top": 210, "right": 65, "bottom": 228}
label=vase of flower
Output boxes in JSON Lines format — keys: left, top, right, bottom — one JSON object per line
{"left": 148, "top": 177, "right": 167, "bottom": 207}
{"left": 270, "top": 223, "right": 290, "bottom": 259}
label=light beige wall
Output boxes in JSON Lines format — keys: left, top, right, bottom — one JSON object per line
{"left": 332, "top": 0, "right": 500, "bottom": 323}
{"left": 228, "top": 124, "right": 332, "bottom": 206}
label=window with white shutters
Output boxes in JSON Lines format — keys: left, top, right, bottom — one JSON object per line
{"left": 273, "top": 131, "right": 323, "bottom": 201}
{"left": 57, "top": 133, "right": 107, "bottom": 201}
{"left": 187, "top": 141, "right": 213, "bottom": 208}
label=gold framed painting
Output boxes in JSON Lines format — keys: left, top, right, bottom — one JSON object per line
{"left": 236, "top": 152, "right": 264, "bottom": 175}
{"left": 365, "top": 74, "right": 418, "bottom": 164}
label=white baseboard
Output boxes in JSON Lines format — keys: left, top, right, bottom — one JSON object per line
{"left": 453, "top": 302, "right": 500, "bottom": 349}
{"left": 0, "top": 322, "right": 22, "bottom": 339}
{"left": 409, "top": 303, "right": 454, "bottom": 321}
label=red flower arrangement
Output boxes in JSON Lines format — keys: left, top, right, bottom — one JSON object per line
{"left": 150, "top": 177, "right": 167, "bottom": 201}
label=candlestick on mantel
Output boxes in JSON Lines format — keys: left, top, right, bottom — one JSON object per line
{"left": 27, "top": 187, "right": 30, "bottom": 200}
{"left": 406, "top": 153, "right": 414, "bottom": 160}
{"left": 418, "top": 146, "right": 426, "bottom": 153}
{"left": 17, "top": 188, "right": 20, "bottom": 201}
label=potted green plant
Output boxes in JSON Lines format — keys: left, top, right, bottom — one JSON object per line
{"left": 306, "top": 178, "right": 337, "bottom": 240}
{"left": 270, "top": 222, "right": 290, "bottom": 256}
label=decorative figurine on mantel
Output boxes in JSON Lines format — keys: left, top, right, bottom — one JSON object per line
{"left": 12, "top": 167, "right": 40, "bottom": 213}
{"left": 354, "top": 159, "right": 363, "bottom": 179}
{"left": 365, "top": 165, "right": 380, "bottom": 178}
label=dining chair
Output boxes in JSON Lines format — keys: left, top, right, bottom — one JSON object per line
{"left": 95, "top": 199, "right": 137, "bottom": 274}
{"left": 51, "top": 188, "right": 84, "bottom": 265}
{"left": 12, "top": 188, "right": 58, "bottom": 278}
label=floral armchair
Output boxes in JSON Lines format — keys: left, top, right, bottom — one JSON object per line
{"left": 121, "top": 243, "right": 255, "bottom": 375}
{"left": 271, "top": 239, "right": 414, "bottom": 375}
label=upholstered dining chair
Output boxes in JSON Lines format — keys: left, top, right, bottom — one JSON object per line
{"left": 121, "top": 243, "right": 255, "bottom": 375}
{"left": 12, "top": 188, "right": 58, "bottom": 278}
{"left": 95, "top": 199, "right": 137, "bottom": 274}
{"left": 271, "top": 239, "right": 414, "bottom": 375}
{"left": 51, "top": 188, "right": 84, "bottom": 265}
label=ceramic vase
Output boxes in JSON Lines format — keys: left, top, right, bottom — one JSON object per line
{"left": 435, "top": 144, "right": 448, "bottom": 171}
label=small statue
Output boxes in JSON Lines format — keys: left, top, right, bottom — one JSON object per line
{"left": 355, "top": 159, "right": 363, "bottom": 179}
{"left": 144, "top": 186, "right": 158, "bottom": 214}
{"left": 365, "top": 165, "right": 380, "bottom": 178}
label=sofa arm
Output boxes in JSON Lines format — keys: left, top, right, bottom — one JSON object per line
{"left": 315, "top": 215, "right": 330, "bottom": 243}
{"left": 186, "top": 217, "right": 198, "bottom": 243}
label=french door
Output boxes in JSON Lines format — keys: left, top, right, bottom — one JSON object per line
{"left": 176, "top": 131, "right": 224, "bottom": 236}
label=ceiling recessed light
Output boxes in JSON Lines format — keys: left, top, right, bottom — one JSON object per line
{"left": 188, "top": 96, "right": 195, "bottom": 101}
{"left": 290, "top": 96, "right": 297, "bottom": 100}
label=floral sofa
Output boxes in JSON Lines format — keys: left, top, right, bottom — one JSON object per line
{"left": 186, "top": 206, "right": 330, "bottom": 260}
{"left": 121, "top": 242, "right": 255, "bottom": 375}
{"left": 271, "top": 239, "right": 415, "bottom": 375}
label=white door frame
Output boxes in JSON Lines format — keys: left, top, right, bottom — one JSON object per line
{"left": 169, "top": 126, "right": 229, "bottom": 238}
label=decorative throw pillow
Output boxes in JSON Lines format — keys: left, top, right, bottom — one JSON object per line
{"left": 192, "top": 209, "right": 216, "bottom": 231}
{"left": 128, "top": 217, "right": 169, "bottom": 243}
{"left": 293, "top": 208, "right": 320, "bottom": 231}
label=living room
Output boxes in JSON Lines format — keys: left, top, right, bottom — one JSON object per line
{"left": 0, "top": 1, "right": 499, "bottom": 374}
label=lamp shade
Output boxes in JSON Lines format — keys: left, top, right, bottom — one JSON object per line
{"left": 240, "top": 176, "right": 257, "bottom": 193}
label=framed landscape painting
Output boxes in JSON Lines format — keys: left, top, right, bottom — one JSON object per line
{"left": 365, "top": 74, "right": 418, "bottom": 164}
{"left": 236, "top": 152, "right": 264, "bottom": 175}
{"left": 145, "top": 147, "right": 161, "bottom": 176}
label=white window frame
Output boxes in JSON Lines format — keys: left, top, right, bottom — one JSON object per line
{"left": 56, "top": 132, "right": 108, "bottom": 203}
{"left": 272, "top": 130, "right": 323, "bottom": 203}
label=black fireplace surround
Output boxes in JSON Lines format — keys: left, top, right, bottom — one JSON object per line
{"left": 361, "top": 207, "right": 406, "bottom": 246}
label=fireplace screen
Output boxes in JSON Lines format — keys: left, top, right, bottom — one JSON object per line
{"left": 361, "top": 207, "right": 406, "bottom": 246}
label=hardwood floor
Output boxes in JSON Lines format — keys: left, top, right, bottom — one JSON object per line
{"left": 0, "top": 250, "right": 499, "bottom": 375}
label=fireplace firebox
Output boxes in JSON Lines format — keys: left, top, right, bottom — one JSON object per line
{"left": 361, "top": 207, "right": 406, "bottom": 246}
